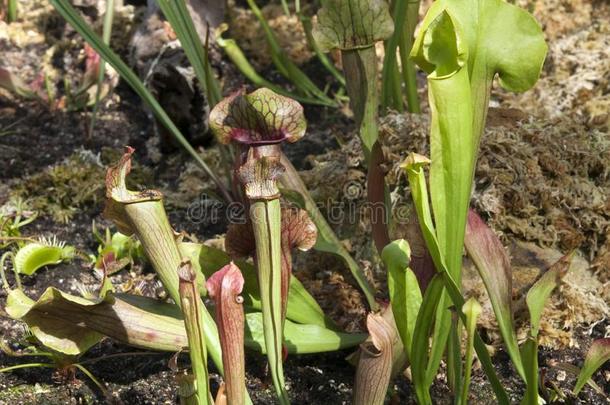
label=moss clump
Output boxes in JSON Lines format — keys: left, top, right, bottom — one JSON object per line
{"left": 0, "top": 381, "right": 97, "bottom": 403}
{"left": 11, "top": 149, "right": 153, "bottom": 223}
{"left": 11, "top": 151, "right": 105, "bottom": 223}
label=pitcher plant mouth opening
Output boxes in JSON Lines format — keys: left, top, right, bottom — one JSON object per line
{"left": 209, "top": 86, "right": 310, "bottom": 405}
{"left": 210, "top": 88, "right": 306, "bottom": 147}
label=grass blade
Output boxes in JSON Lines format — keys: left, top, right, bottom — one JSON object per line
{"left": 245, "top": 0, "right": 335, "bottom": 106}
{"left": 403, "top": 154, "right": 509, "bottom": 404}
{"left": 526, "top": 251, "right": 573, "bottom": 338}
{"left": 74, "top": 363, "right": 108, "bottom": 395}
{"left": 0, "top": 363, "right": 56, "bottom": 373}
{"left": 382, "top": 239, "right": 422, "bottom": 358}
{"left": 381, "top": 0, "right": 421, "bottom": 113}
{"left": 381, "top": 0, "right": 408, "bottom": 111}
{"left": 279, "top": 155, "right": 379, "bottom": 311}
{"left": 88, "top": 0, "right": 114, "bottom": 137}
{"left": 573, "top": 338, "right": 610, "bottom": 395}
{"left": 298, "top": 13, "right": 345, "bottom": 87}
{"left": 155, "top": 0, "right": 221, "bottom": 106}
{"left": 7, "top": 0, "right": 17, "bottom": 22}
{"left": 49, "top": 0, "right": 232, "bottom": 203}
{"left": 397, "top": 0, "right": 420, "bottom": 113}
{"left": 216, "top": 26, "right": 333, "bottom": 107}
{"left": 465, "top": 209, "right": 525, "bottom": 380}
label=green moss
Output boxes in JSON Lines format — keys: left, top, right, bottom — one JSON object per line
{"left": 0, "top": 381, "right": 97, "bottom": 403}
{"left": 0, "top": 382, "right": 52, "bottom": 401}
{"left": 11, "top": 149, "right": 153, "bottom": 223}
{"left": 11, "top": 151, "right": 105, "bottom": 223}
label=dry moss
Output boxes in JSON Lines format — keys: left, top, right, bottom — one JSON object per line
{"left": 294, "top": 249, "right": 369, "bottom": 333}
{"left": 294, "top": 108, "right": 608, "bottom": 347}
{"left": 500, "top": 6, "right": 610, "bottom": 128}
{"left": 162, "top": 148, "right": 229, "bottom": 209}
{"left": 228, "top": 3, "right": 313, "bottom": 69}
{"left": 464, "top": 242, "right": 609, "bottom": 349}
{"left": 517, "top": 0, "right": 593, "bottom": 40}
{"left": 379, "top": 110, "right": 609, "bottom": 275}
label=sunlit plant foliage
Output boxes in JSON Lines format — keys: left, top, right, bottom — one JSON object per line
{"left": 2, "top": 0, "right": 608, "bottom": 404}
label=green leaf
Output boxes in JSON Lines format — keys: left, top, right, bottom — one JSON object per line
{"left": 4, "top": 287, "right": 365, "bottom": 357}
{"left": 49, "top": 0, "right": 230, "bottom": 202}
{"left": 409, "top": 2, "right": 546, "bottom": 396}
{"left": 178, "top": 241, "right": 334, "bottom": 329}
{"left": 155, "top": 0, "right": 221, "bottom": 106}
{"left": 5, "top": 289, "right": 103, "bottom": 355}
{"left": 461, "top": 297, "right": 482, "bottom": 405}
{"left": 402, "top": 155, "right": 509, "bottom": 405}
{"left": 14, "top": 239, "right": 75, "bottom": 276}
{"left": 526, "top": 252, "right": 574, "bottom": 337}
{"left": 410, "top": 274, "right": 443, "bottom": 405}
{"left": 420, "top": 10, "right": 466, "bottom": 77}
{"left": 381, "top": 239, "right": 422, "bottom": 359}
{"left": 411, "top": 0, "right": 547, "bottom": 139}
{"left": 410, "top": 5, "right": 544, "bottom": 392}
{"left": 408, "top": 0, "right": 547, "bottom": 284}
{"left": 465, "top": 209, "right": 524, "bottom": 380}
{"left": 520, "top": 337, "right": 539, "bottom": 405}
{"left": 401, "top": 153, "right": 452, "bottom": 386}
{"left": 407, "top": 10, "right": 547, "bottom": 349}
{"left": 245, "top": 313, "right": 367, "bottom": 354}
{"left": 573, "top": 338, "right": 610, "bottom": 395}
{"left": 414, "top": 10, "right": 475, "bottom": 283}
{"left": 312, "top": 0, "right": 394, "bottom": 52}
{"left": 409, "top": 0, "right": 546, "bottom": 279}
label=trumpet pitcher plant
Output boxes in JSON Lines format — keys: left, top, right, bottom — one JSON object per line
{"left": 209, "top": 87, "right": 307, "bottom": 404}
{"left": 402, "top": 0, "right": 547, "bottom": 399}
